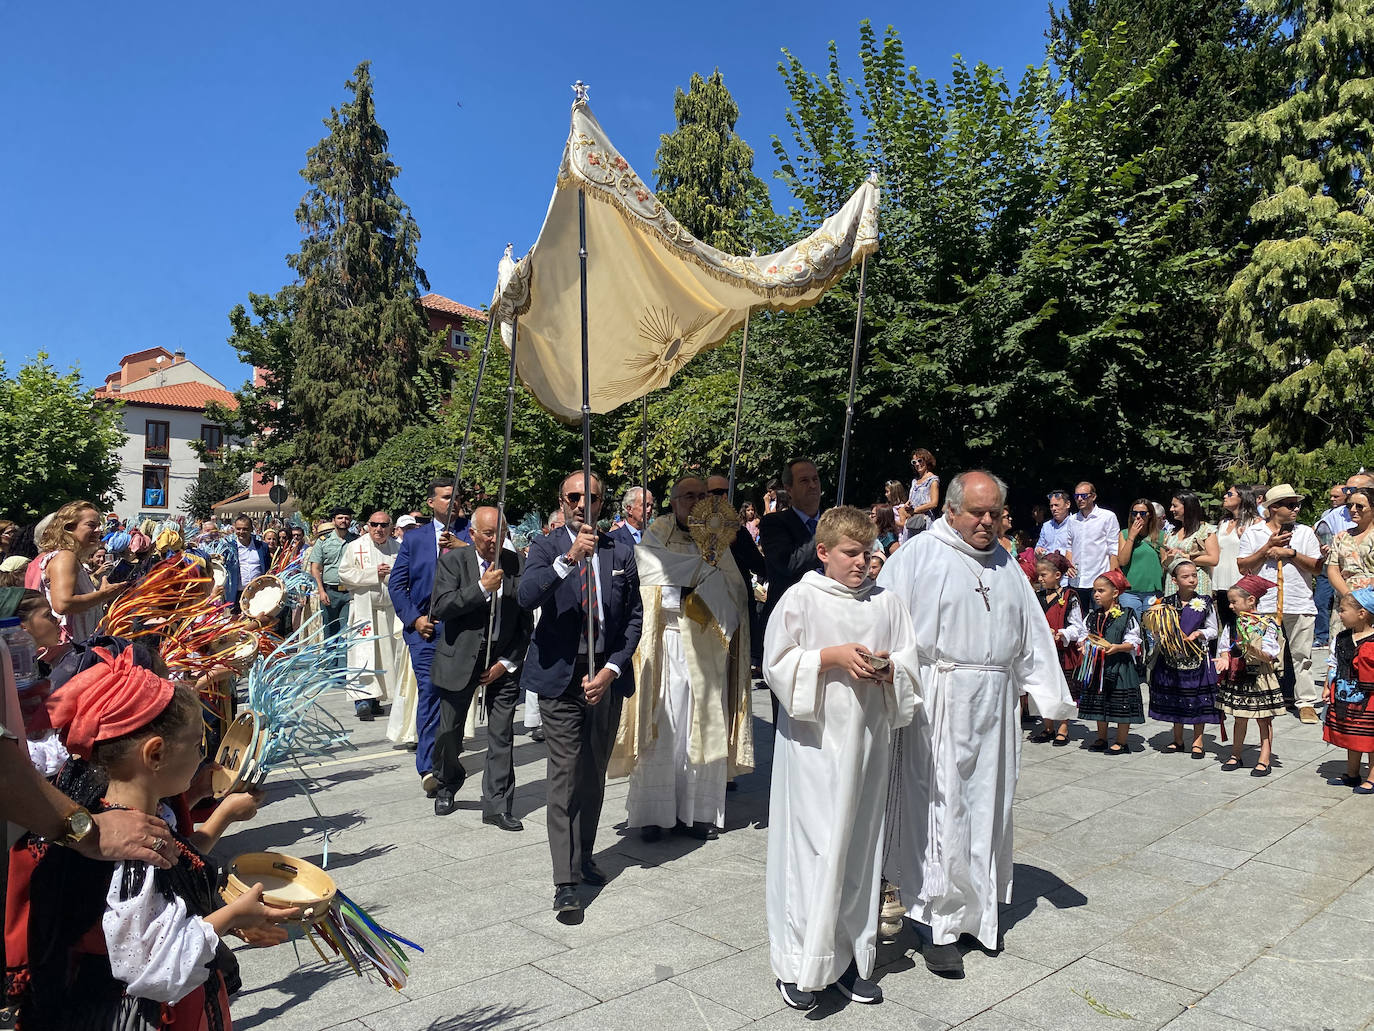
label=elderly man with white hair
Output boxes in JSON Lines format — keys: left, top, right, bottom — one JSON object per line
{"left": 877, "top": 470, "right": 1076, "bottom": 978}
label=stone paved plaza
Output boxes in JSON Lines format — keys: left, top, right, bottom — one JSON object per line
{"left": 223, "top": 665, "right": 1374, "bottom": 1031}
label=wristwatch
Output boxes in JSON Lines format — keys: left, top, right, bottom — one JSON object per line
{"left": 57, "top": 805, "right": 94, "bottom": 848}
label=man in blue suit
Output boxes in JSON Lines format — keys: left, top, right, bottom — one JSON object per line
{"left": 387, "top": 477, "right": 469, "bottom": 793}
{"left": 519, "top": 471, "right": 642, "bottom": 915}
{"left": 609, "top": 486, "right": 654, "bottom": 548}
{"left": 224, "top": 515, "right": 273, "bottom": 613}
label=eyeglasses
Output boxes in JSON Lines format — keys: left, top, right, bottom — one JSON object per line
{"left": 368, "top": 521, "right": 391, "bottom": 528}
{"left": 1343, "top": 486, "right": 1359, "bottom": 495}
{"left": 1074, "top": 492, "right": 1093, "bottom": 500}
{"left": 1224, "top": 490, "right": 1237, "bottom": 497}
{"left": 564, "top": 493, "right": 601, "bottom": 506}
{"left": 707, "top": 487, "right": 728, "bottom": 497}
{"left": 1271, "top": 500, "right": 1301, "bottom": 510}
{"left": 910, "top": 459, "right": 924, "bottom": 468}
{"left": 1130, "top": 510, "right": 1149, "bottom": 517}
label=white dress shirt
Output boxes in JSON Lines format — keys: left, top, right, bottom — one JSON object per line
{"left": 1066, "top": 507, "right": 1119, "bottom": 588}
{"left": 236, "top": 539, "right": 264, "bottom": 584}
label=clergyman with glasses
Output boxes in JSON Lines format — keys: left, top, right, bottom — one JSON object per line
{"left": 338, "top": 509, "right": 401, "bottom": 721}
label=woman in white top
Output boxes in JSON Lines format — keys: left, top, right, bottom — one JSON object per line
{"left": 39, "top": 500, "right": 127, "bottom": 643}
{"left": 901, "top": 448, "right": 940, "bottom": 539}
{"left": 1213, "top": 485, "right": 1263, "bottom": 631}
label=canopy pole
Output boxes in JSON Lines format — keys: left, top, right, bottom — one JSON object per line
{"left": 485, "top": 314, "right": 519, "bottom": 670}
{"left": 578, "top": 187, "right": 597, "bottom": 675}
{"left": 834, "top": 254, "right": 869, "bottom": 507}
{"left": 726, "top": 308, "right": 753, "bottom": 506}
{"left": 640, "top": 394, "right": 649, "bottom": 521}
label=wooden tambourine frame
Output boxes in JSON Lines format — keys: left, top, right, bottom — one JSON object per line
{"left": 211, "top": 710, "right": 267, "bottom": 799}
{"left": 222, "top": 851, "right": 336, "bottom": 923}
{"left": 240, "top": 574, "right": 286, "bottom": 621}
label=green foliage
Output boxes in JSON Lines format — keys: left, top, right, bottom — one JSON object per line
{"left": 319, "top": 423, "right": 454, "bottom": 518}
{"left": 0, "top": 353, "right": 127, "bottom": 521}
{"left": 1220, "top": 0, "right": 1374, "bottom": 470}
{"left": 180, "top": 467, "right": 246, "bottom": 522}
{"left": 209, "top": 62, "right": 444, "bottom": 515}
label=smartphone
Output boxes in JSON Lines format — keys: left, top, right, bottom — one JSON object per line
{"left": 107, "top": 559, "right": 137, "bottom": 583}
{"left": 1279, "top": 521, "right": 1296, "bottom": 534}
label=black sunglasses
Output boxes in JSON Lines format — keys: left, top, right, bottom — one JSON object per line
{"left": 368, "top": 520, "right": 392, "bottom": 528}
{"left": 707, "top": 487, "right": 728, "bottom": 497}
{"left": 564, "top": 492, "right": 601, "bottom": 505}
{"left": 1131, "top": 510, "right": 1149, "bottom": 517}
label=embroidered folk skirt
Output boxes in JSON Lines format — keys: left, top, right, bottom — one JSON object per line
{"left": 1217, "top": 670, "right": 1285, "bottom": 720}
{"left": 1324, "top": 689, "right": 1374, "bottom": 752}
{"left": 1148, "top": 659, "right": 1221, "bottom": 725}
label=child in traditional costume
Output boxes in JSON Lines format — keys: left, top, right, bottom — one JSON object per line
{"left": 1031, "top": 553, "right": 1084, "bottom": 745}
{"left": 1075, "top": 569, "right": 1144, "bottom": 755}
{"left": 1216, "top": 574, "right": 1284, "bottom": 776}
{"left": 1323, "top": 588, "right": 1374, "bottom": 793}
{"left": 1146, "top": 560, "right": 1221, "bottom": 758}
{"left": 4, "top": 647, "right": 298, "bottom": 1031}
{"left": 763, "top": 506, "right": 920, "bottom": 1011}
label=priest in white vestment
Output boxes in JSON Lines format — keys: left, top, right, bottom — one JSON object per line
{"left": 613, "top": 477, "right": 754, "bottom": 839}
{"left": 338, "top": 510, "right": 403, "bottom": 718}
{"left": 878, "top": 471, "right": 1075, "bottom": 977}
{"left": 763, "top": 507, "right": 920, "bottom": 1009}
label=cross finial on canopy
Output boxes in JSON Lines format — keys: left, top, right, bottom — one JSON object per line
{"left": 572, "top": 80, "right": 590, "bottom": 103}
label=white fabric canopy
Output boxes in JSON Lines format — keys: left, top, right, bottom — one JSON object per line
{"left": 494, "top": 97, "right": 880, "bottom": 420}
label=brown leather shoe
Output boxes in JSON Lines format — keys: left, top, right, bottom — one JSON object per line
{"left": 1299, "top": 706, "right": 1318, "bottom": 724}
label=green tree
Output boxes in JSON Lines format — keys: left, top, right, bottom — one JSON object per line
{"left": 180, "top": 468, "right": 246, "bottom": 522}
{"left": 0, "top": 353, "right": 126, "bottom": 521}
{"left": 1220, "top": 0, "right": 1374, "bottom": 471}
{"left": 653, "top": 70, "right": 774, "bottom": 253}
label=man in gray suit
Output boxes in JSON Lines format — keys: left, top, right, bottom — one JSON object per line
{"left": 431, "top": 506, "right": 533, "bottom": 829}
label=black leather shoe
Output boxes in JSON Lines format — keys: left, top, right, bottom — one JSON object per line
{"left": 483, "top": 812, "right": 523, "bottom": 832}
{"left": 553, "top": 884, "right": 581, "bottom": 912}
{"left": 369, "top": 698, "right": 384, "bottom": 715}
{"left": 530, "top": 727, "right": 545, "bottom": 742}
{"left": 579, "top": 861, "right": 608, "bottom": 887}
{"left": 923, "top": 942, "right": 964, "bottom": 978}
{"left": 434, "top": 788, "right": 458, "bottom": 816}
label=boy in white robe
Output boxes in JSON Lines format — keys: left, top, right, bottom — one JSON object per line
{"left": 338, "top": 511, "right": 402, "bottom": 720}
{"left": 763, "top": 506, "right": 920, "bottom": 1010}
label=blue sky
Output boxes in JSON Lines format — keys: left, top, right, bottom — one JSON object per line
{"left": 1, "top": 2, "right": 1051, "bottom": 391}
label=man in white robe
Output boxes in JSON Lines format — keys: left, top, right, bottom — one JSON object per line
{"left": 614, "top": 476, "right": 753, "bottom": 840}
{"left": 764, "top": 506, "right": 920, "bottom": 1008}
{"left": 878, "top": 470, "right": 1075, "bottom": 977}
{"left": 338, "top": 509, "right": 403, "bottom": 720}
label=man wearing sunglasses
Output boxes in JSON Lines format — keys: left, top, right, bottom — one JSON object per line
{"left": 339, "top": 510, "right": 402, "bottom": 722}
{"left": 1239, "top": 485, "right": 1324, "bottom": 722}
{"left": 1064, "top": 482, "right": 1120, "bottom": 612}
{"left": 519, "top": 471, "right": 643, "bottom": 915}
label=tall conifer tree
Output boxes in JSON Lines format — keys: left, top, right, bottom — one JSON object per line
{"left": 1221, "top": 0, "right": 1374, "bottom": 467}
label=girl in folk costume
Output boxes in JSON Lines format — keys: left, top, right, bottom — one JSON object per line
{"left": 1216, "top": 575, "right": 1285, "bottom": 776}
{"left": 1030, "top": 553, "right": 1084, "bottom": 746}
{"left": 1076, "top": 570, "right": 1144, "bottom": 755}
{"left": 1146, "top": 560, "right": 1221, "bottom": 758}
{"left": 1323, "top": 589, "right": 1374, "bottom": 793}
{"left": 5, "top": 648, "right": 298, "bottom": 1031}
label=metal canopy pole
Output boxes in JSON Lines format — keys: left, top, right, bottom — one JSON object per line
{"left": 726, "top": 308, "right": 752, "bottom": 506}
{"left": 834, "top": 254, "right": 869, "bottom": 507}
{"left": 484, "top": 314, "right": 519, "bottom": 669}
{"left": 640, "top": 394, "right": 650, "bottom": 523}
{"left": 577, "top": 187, "right": 597, "bottom": 673}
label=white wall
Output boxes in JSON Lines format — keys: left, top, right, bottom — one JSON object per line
{"left": 113, "top": 405, "right": 224, "bottom": 522}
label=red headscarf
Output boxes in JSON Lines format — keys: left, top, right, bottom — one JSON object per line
{"left": 1234, "top": 575, "right": 1276, "bottom": 601}
{"left": 46, "top": 647, "right": 174, "bottom": 759}
{"left": 1098, "top": 569, "right": 1131, "bottom": 594}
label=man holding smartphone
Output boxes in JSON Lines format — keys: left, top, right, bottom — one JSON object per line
{"left": 1238, "top": 485, "right": 1323, "bottom": 723}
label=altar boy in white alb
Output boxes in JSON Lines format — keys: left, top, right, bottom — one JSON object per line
{"left": 763, "top": 506, "right": 920, "bottom": 1011}
{"left": 339, "top": 509, "right": 403, "bottom": 721}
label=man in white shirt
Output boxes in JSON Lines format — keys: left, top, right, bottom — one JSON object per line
{"left": 1314, "top": 483, "right": 1355, "bottom": 646}
{"left": 1239, "top": 484, "right": 1323, "bottom": 722}
{"left": 1065, "top": 482, "right": 1119, "bottom": 611}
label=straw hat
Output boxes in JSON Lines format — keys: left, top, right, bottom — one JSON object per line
{"left": 1262, "top": 483, "right": 1303, "bottom": 506}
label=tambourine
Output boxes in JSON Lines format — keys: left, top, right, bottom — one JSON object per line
{"left": 240, "top": 574, "right": 286, "bottom": 621}
{"left": 209, "top": 555, "right": 227, "bottom": 596}
{"left": 210, "top": 630, "right": 261, "bottom": 675}
{"left": 211, "top": 710, "right": 267, "bottom": 799}
{"left": 222, "top": 851, "right": 336, "bottom": 923}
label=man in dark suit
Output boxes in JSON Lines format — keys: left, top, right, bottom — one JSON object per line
{"left": 609, "top": 486, "right": 654, "bottom": 548}
{"left": 758, "top": 459, "right": 824, "bottom": 623}
{"left": 224, "top": 515, "right": 274, "bottom": 613}
{"left": 431, "top": 506, "right": 532, "bottom": 828}
{"left": 387, "top": 477, "right": 470, "bottom": 793}
{"left": 518, "top": 471, "right": 643, "bottom": 915}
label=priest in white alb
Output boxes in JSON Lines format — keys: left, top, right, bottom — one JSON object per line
{"left": 612, "top": 476, "right": 754, "bottom": 840}
{"left": 878, "top": 471, "right": 1075, "bottom": 978}
{"left": 338, "top": 509, "right": 403, "bottom": 722}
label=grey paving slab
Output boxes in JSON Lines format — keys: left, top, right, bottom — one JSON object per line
{"left": 534, "top": 919, "right": 736, "bottom": 1001}
{"left": 354, "top": 964, "right": 598, "bottom": 1031}
{"left": 873, "top": 946, "right": 1056, "bottom": 1025}
{"left": 1194, "top": 955, "right": 1374, "bottom": 1031}
{"left": 993, "top": 957, "right": 1199, "bottom": 1030}
{"left": 536, "top": 978, "right": 750, "bottom": 1031}
{"left": 1158, "top": 1009, "right": 1268, "bottom": 1030}
{"left": 670, "top": 943, "right": 786, "bottom": 1020}
{"left": 672, "top": 887, "right": 769, "bottom": 950}
{"left": 394, "top": 920, "right": 568, "bottom": 999}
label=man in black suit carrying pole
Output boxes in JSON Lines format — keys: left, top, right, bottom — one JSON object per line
{"left": 431, "top": 506, "right": 533, "bottom": 828}
{"left": 519, "top": 471, "right": 642, "bottom": 915}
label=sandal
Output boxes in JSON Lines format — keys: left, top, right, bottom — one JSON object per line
{"left": 1327, "top": 774, "right": 1361, "bottom": 787}
{"left": 1052, "top": 733, "right": 1070, "bottom": 747}
{"left": 1355, "top": 781, "right": 1374, "bottom": 795}
{"left": 1190, "top": 748, "right": 1206, "bottom": 760}
{"left": 1163, "top": 741, "right": 1182, "bottom": 754}
{"left": 1106, "top": 743, "right": 1127, "bottom": 756}
{"left": 1028, "top": 730, "right": 1054, "bottom": 743}
{"left": 1221, "top": 756, "right": 1244, "bottom": 771}
{"left": 1089, "top": 738, "right": 1108, "bottom": 751}
{"left": 1250, "top": 761, "right": 1272, "bottom": 778}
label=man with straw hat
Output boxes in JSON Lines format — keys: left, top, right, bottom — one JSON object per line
{"left": 1238, "top": 484, "right": 1323, "bottom": 723}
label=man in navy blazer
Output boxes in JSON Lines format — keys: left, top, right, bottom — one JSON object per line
{"left": 519, "top": 471, "right": 642, "bottom": 915}
{"left": 387, "top": 476, "right": 470, "bottom": 790}
{"left": 608, "top": 486, "right": 654, "bottom": 548}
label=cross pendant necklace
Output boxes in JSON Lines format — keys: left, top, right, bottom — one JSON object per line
{"left": 960, "top": 555, "right": 992, "bottom": 611}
